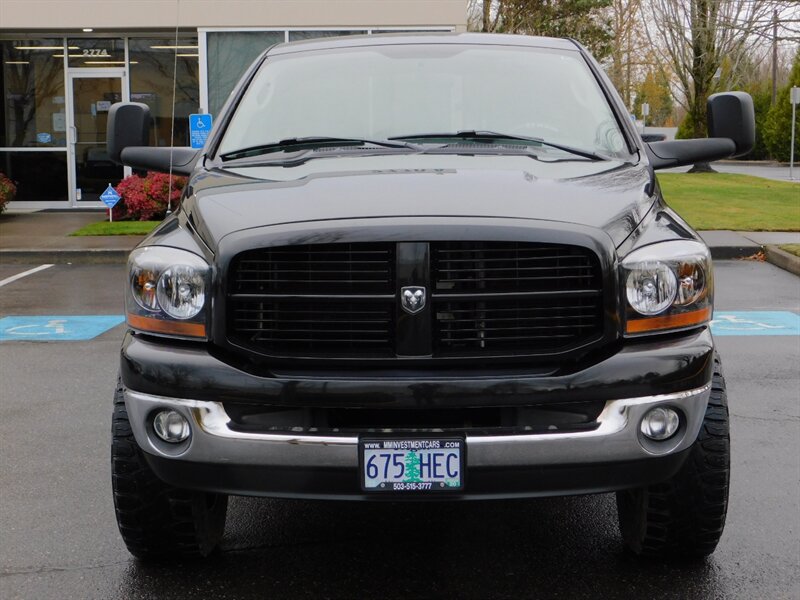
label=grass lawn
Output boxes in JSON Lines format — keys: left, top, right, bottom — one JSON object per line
{"left": 67, "top": 173, "right": 797, "bottom": 234}
{"left": 69, "top": 221, "right": 160, "bottom": 236}
{"left": 657, "top": 173, "right": 799, "bottom": 231}
{"left": 779, "top": 244, "right": 800, "bottom": 257}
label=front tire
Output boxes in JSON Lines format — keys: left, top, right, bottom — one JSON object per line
{"left": 111, "top": 378, "right": 228, "bottom": 560}
{"left": 616, "top": 353, "right": 730, "bottom": 559}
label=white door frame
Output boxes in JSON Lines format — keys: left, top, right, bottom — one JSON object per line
{"left": 65, "top": 68, "right": 130, "bottom": 207}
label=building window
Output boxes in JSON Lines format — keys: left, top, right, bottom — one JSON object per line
{"left": 287, "top": 30, "right": 366, "bottom": 42}
{"left": 0, "top": 151, "right": 68, "bottom": 201}
{"left": 206, "top": 31, "right": 283, "bottom": 117}
{"left": 1, "top": 39, "right": 66, "bottom": 148}
{"left": 129, "top": 38, "right": 200, "bottom": 147}
{"left": 1, "top": 39, "right": 68, "bottom": 202}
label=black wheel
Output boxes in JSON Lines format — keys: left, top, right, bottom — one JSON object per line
{"left": 616, "top": 352, "right": 730, "bottom": 559}
{"left": 111, "top": 377, "right": 228, "bottom": 560}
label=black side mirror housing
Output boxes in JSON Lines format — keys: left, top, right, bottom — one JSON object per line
{"left": 107, "top": 102, "right": 151, "bottom": 164}
{"left": 106, "top": 102, "right": 199, "bottom": 176}
{"left": 707, "top": 91, "right": 755, "bottom": 157}
{"left": 646, "top": 91, "right": 755, "bottom": 170}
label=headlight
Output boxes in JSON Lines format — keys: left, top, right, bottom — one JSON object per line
{"left": 126, "top": 247, "right": 210, "bottom": 339}
{"left": 621, "top": 240, "right": 712, "bottom": 335}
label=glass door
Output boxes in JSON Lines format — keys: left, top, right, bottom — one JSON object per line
{"left": 67, "top": 70, "right": 126, "bottom": 204}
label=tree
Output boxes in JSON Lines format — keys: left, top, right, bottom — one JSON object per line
{"left": 632, "top": 69, "right": 675, "bottom": 126}
{"left": 764, "top": 49, "right": 800, "bottom": 162}
{"left": 473, "top": 0, "right": 614, "bottom": 60}
{"left": 607, "top": 0, "right": 644, "bottom": 107}
{"left": 645, "top": 0, "right": 780, "bottom": 141}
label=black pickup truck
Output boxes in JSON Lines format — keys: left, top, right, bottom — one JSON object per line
{"left": 108, "top": 33, "right": 753, "bottom": 560}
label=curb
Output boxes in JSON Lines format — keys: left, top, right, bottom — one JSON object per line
{"left": 709, "top": 246, "right": 763, "bottom": 260}
{"left": 0, "top": 249, "right": 130, "bottom": 264}
{"left": 764, "top": 245, "right": 800, "bottom": 277}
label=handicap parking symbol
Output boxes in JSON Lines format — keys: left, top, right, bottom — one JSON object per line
{"left": 189, "top": 113, "right": 213, "bottom": 149}
{"left": 710, "top": 311, "right": 800, "bottom": 336}
{"left": 0, "top": 315, "right": 125, "bottom": 341}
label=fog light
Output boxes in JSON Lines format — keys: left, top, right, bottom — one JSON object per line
{"left": 153, "top": 410, "right": 190, "bottom": 443}
{"left": 640, "top": 407, "right": 680, "bottom": 441}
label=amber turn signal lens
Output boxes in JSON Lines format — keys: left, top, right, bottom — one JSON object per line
{"left": 626, "top": 306, "right": 712, "bottom": 334}
{"left": 127, "top": 313, "right": 206, "bottom": 338}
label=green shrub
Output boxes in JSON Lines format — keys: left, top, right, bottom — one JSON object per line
{"left": 675, "top": 112, "right": 695, "bottom": 140}
{"left": 764, "top": 51, "right": 800, "bottom": 162}
{"left": 737, "top": 81, "right": 772, "bottom": 160}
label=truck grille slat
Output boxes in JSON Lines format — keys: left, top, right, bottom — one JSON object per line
{"left": 231, "top": 243, "right": 395, "bottom": 296}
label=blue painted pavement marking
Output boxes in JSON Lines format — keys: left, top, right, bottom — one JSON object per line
{"left": 0, "top": 315, "right": 125, "bottom": 341}
{"left": 0, "top": 312, "right": 794, "bottom": 341}
{"left": 710, "top": 311, "right": 800, "bottom": 336}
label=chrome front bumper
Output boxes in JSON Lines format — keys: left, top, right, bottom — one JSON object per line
{"left": 124, "top": 384, "right": 711, "bottom": 470}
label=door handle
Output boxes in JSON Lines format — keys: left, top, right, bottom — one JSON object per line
{"left": 69, "top": 126, "right": 77, "bottom": 145}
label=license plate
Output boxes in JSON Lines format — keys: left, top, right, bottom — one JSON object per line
{"left": 359, "top": 438, "right": 464, "bottom": 492}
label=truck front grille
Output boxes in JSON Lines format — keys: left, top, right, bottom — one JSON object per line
{"left": 226, "top": 241, "right": 604, "bottom": 361}
{"left": 431, "top": 242, "right": 602, "bottom": 355}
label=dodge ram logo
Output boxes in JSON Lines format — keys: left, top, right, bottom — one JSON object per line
{"left": 401, "top": 286, "right": 426, "bottom": 314}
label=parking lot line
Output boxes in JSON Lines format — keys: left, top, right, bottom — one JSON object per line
{"left": 0, "top": 264, "right": 54, "bottom": 288}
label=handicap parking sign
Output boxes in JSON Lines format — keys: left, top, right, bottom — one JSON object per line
{"left": 189, "top": 113, "right": 213, "bottom": 149}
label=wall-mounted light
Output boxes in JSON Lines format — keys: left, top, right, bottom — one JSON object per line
{"left": 15, "top": 45, "right": 79, "bottom": 50}
{"left": 83, "top": 28, "right": 94, "bottom": 32}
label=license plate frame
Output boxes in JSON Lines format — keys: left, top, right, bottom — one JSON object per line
{"left": 359, "top": 437, "right": 465, "bottom": 493}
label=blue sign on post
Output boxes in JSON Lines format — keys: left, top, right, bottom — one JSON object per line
{"left": 100, "top": 184, "right": 121, "bottom": 208}
{"left": 189, "top": 113, "right": 213, "bottom": 149}
{"left": 99, "top": 184, "right": 122, "bottom": 222}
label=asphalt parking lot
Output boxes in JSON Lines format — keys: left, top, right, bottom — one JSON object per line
{"left": 1, "top": 259, "right": 798, "bottom": 599}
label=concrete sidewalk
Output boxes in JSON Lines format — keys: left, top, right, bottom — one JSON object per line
{"left": 0, "top": 210, "right": 797, "bottom": 268}
{"left": 0, "top": 211, "right": 145, "bottom": 264}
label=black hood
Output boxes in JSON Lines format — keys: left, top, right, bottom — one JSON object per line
{"left": 183, "top": 153, "right": 653, "bottom": 252}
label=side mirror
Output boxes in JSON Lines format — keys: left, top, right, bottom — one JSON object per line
{"left": 106, "top": 102, "right": 199, "bottom": 176}
{"left": 707, "top": 91, "right": 755, "bottom": 157}
{"left": 107, "top": 102, "right": 150, "bottom": 164}
{"left": 646, "top": 91, "right": 755, "bottom": 170}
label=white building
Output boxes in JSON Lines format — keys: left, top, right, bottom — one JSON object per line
{"left": 0, "top": 0, "right": 467, "bottom": 208}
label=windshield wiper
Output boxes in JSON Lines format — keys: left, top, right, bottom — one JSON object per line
{"left": 388, "top": 130, "right": 607, "bottom": 161}
{"left": 220, "top": 136, "right": 418, "bottom": 161}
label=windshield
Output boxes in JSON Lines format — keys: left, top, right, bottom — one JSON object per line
{"left": 218, "top": 44, "right": 631, "bottom": 160}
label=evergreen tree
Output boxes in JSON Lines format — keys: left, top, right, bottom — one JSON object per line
{"left": 482, "top": 0, "right": 614, "bottom": 60}
{"left": 632, "top": 70, "right": 675, "bottom": 126}
{"left": 764, "top": 50, "right": 800, "bottom": 162}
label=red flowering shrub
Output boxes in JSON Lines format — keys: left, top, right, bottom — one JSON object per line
{"left": 0, "top": 171, "right": 17, "bottom": 214}
{"left": 112, "top": 172, "right": 187, "bottom": 221}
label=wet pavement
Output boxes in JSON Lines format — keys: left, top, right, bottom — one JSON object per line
{"left": 0, "top": 260, "right": 798, "bottom": 599}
